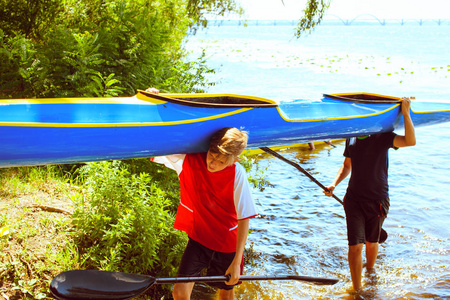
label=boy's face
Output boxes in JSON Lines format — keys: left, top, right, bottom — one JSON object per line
{"left": 206, "top": 151, "right": 236, "bottom": 173}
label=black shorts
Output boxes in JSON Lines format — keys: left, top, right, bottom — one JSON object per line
{"left": 177, "top": 238, "right": 243, "bottom": 290}
{"left": 344, "top": 196, "right": 389, "bottom": 246}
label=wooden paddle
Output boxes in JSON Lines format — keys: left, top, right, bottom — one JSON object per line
{"left": 50, "top": 270, "right": 339, "bottom": 300}
{"left": 260, "top": 147, "right": 388, "bottom": 244}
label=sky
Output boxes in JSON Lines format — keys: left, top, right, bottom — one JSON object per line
{"left": 233, "top": 0, "right": 450, "bottom": 20}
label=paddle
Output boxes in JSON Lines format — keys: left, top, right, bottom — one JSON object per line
{"left": 50, "top": 270, "right": 339, "bottom": 300}
{"left": 259, "top": 146, "right": 388, "bottom": 244}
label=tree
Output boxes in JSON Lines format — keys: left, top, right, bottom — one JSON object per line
{"left": 0, "top": 0, "right": 62, "bottom": 39}
{"left": 0, "top": 0, "right": 328, "bottom": 98}
{"left": 0, "top": 0, "right": 240, "bottom": 98}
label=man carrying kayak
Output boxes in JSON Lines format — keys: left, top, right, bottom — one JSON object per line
{"left": 324, "top": 97, "right": 416, "bottom": 292}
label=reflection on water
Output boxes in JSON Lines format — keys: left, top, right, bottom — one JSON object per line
{"left": 189, "top": 124, "right": 450, "bottom": 299}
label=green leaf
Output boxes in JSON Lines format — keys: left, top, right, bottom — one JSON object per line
{"left": 295, "top": 0, "right": 330, "bottom": 37}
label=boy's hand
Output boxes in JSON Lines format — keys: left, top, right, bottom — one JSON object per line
{"left": 145, "top": 87, "right": 159, "bottom": 94}
{"left": 225, "top": 262, "right": 241, "bottom": 285}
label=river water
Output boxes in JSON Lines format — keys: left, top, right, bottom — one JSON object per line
{"left": 184, "top": 23, "right": 450, "bottom": 299}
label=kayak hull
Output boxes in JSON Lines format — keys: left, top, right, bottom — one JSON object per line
{"left": 1, "top": 91, "right": 449, "bottom": 167}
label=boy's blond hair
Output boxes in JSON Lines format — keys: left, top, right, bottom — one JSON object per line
{"left": 209, "top": 127, "right": 248, "bottom": 161}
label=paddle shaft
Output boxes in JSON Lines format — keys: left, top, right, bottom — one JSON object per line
{"left": 260, "top": 147, "right": 343, "bottom": 204}
{"left": 259, "top": 146, "right": 388, "bottom": 243}
{"left": 155, "top": 274, "right": 338, "bottom": 285}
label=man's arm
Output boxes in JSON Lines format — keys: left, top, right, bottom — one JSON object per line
{"left": 225, "top": 218, "right": 249, "bottom": 285}
{"left": 324, "top": 157, "right": 352, "bottom": 196}
{"left": 394, "top": 97, "right": 416, "bottom": 148}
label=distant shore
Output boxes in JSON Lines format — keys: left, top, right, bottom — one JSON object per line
{"left": 206, "top": 18, "right": 450, "bottom": 26}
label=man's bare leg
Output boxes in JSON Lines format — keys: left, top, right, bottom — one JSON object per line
{"left": 348, "top": 243, "right": 364, "bottom": 291}
{"left": 365, "top": 241, "right": 379, "bottom": 269}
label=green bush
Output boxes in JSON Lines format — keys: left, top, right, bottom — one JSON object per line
{"left": 121, "top": 158, "right": 181, "bottom": 211}
{"left": 71, "top": 160, "right": 187, "bottom": 277}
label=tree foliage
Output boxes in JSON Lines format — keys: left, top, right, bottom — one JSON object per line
{"left": 0, "top": 0, "right": 238, "bottom": 98}
{"left": 295, "top": 0, "right": 330, "bottom": 37}
{"left": 0, "top": 0, "right": 330, "bottom": 98}
{"left": 0, "top": 0, "right": 62, "bottom": 39}
{"left": 186, "top": 0, "right": 243, "bottom": 27}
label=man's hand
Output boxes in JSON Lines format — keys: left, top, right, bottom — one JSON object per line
{"left": 323, "top": 185, "right": 335, "bottom": 197}
{"left": 400, "top": 97, "right": 412, "bottom": 116}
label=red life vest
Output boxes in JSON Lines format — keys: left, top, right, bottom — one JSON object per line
{"left": 174, "top": 153, "right": 239, "bottom": 253}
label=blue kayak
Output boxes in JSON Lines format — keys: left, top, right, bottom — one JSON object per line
{"left": 1, "top": 90, "right": 449, "bottom": 167}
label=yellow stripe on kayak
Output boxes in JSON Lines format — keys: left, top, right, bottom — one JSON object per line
{"left": 0, "top": 108, "right": 253, "bottom": 127}
{"left": 0, "top": 94, "right": 164, "bottom": 105}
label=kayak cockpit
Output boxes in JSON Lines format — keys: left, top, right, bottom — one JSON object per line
{"left": 138, "top": 90, "right": 278, "bottom": 108}
{"left": 324, "top": 93, "right": 400, "bottom": 104}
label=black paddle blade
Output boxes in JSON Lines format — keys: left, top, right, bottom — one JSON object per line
{"left": 50, "top": 270, "right": 155, "bottom": 300}
{"left": 379, "top": 228, "right": 388, "bottom": 244}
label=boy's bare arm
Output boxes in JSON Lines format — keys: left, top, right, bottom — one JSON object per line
{"left": 225, "top": 219, "right": 249, "bottom": 285}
